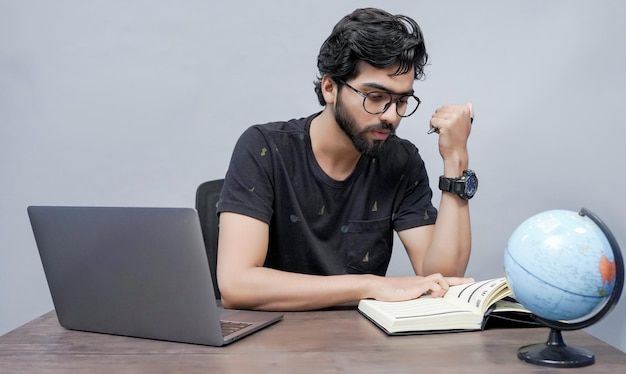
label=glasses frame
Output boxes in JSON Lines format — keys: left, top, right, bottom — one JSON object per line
{"left": 340, "top": 81, "right": 421, "bottom": 118}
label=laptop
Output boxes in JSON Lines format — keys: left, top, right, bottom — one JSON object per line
{"left": 27, "top": 206, "right": 283, "bottom": 346}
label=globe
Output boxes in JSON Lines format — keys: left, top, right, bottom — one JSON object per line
{"left": 503, "top": 208, "right": 624, "bottom": 368}
{"left": 504, "top": 209, "right": 616, "bottom": 321}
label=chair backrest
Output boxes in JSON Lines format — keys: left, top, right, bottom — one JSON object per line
{"left": 195, "top": 179, "right": 224, "bottom": 299}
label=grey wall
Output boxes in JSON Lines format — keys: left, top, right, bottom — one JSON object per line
{"left": 2, "top": 0, "right": 625, "bottom": 353}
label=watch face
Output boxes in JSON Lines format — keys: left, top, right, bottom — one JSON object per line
{"left": 465, "top": 175, "right": 478, "bottom": 197}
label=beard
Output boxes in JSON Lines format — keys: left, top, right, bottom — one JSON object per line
{"left": 333, "top": 93, "right": 395, "bottom": 157}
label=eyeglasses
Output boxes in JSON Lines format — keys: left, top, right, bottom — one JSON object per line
{"left": 341, "top": 81, "right": 421, "bottom": 118}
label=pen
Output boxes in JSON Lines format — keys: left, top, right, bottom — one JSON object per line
{"left": 427, "top": 117, "right": 474, "bottom": 134}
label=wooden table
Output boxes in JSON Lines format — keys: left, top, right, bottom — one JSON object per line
{"left": 1, "top": 308, "right": 625, "bottom": 373}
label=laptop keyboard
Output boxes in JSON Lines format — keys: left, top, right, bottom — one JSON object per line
{"left": 220, "top": 321, "right": 252, "bottom": 337}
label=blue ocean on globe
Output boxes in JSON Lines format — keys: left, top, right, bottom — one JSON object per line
{"left": 504, "top": 210, "right": 616, "bottom": 322}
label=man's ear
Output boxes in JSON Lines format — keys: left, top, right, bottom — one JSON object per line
{"left": 321, "top": 75, "right": 338, "bottom": 106}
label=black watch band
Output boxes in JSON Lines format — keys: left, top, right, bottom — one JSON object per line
{"left": 438, "top": 170, "right": 478, "bottom": 200}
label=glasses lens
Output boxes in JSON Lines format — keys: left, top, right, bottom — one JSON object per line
{"left": 396, "top": 96, "right": 420, "bottom": 117}
{"left": 363, "top": 93, "right": 420, "bottom": 117}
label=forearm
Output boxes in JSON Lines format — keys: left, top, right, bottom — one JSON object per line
{"left": 219, "top": 267, "right": 375, "bottom": 311}
{"left": 422, "top": 193, "right": 471, "bottom": 276}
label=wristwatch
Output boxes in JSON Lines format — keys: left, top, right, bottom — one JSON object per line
{"left": 438, "top": 170, "right": 478, "bottom": 200}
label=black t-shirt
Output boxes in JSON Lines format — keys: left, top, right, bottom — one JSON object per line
{"left": 217, "top": 113, "right": 437, "bottom": 276}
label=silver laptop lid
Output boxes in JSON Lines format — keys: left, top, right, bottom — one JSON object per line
{"left": 28, "top": 206, "right": 230, "bottom": 346}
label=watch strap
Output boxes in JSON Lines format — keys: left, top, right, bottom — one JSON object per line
{"left": 438, "top": 170, "right": 477, "bottom": 200}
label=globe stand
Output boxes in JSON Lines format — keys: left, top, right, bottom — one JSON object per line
{"left": 514, "top": 208, "right": 624, "bottom": 368}
{"left": 517, "top": 328, "right": 594, "bottom": 368}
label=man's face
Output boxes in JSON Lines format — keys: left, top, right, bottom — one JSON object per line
{"left": 334, "top": 92, "right": 393, "bottom": 156}
{"left": 332, "top": 63, "right": 415, "bottom": 156}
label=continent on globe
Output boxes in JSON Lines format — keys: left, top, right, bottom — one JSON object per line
{"left": 599, "top": 255, "right": 615, "bottom": 294}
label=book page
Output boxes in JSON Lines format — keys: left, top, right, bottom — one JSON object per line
{"left": 492, "top": 299, "right": 530, "bottom": 313}
{"left": 443, "top": 278, "right": 511, "bottom": 314}
{"left": 362, "top": 296, "right": 474, "bottom": 320}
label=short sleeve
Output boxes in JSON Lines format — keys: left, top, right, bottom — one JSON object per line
{"left": 391, "top": 144, "right": 438, "bottom": 232}
{"left": 217, "top": 126, "right": 275, "bottom": 223}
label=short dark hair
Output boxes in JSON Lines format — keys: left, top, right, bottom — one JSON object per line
{"left": 314, "top": 8, "right": 428, "bottom": 106}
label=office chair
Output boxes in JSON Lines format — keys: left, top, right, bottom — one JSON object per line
{"left": 195, "top": 179, "right": 224, "bottom": 299}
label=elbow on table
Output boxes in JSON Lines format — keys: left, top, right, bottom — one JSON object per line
{"left": 217, "top": 276, "right": 257, "bottom": 310}
{"left": 219, "top": 294, "right": 238, "bottom": 309}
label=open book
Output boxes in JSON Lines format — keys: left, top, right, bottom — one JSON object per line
{"left": 358, "top": 277, "right": 538, "bottom": 335}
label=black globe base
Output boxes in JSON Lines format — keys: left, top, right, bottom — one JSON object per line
{"left": 517, "top": 328, "right": 594, "bottom": 368}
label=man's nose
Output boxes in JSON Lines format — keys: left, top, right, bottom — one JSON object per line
{"left": 379, "top": 101, "right": 401, "bottom": 123}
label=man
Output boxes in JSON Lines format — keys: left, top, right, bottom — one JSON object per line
{"left": 216, "top": 8, "right": 475, "bottom": 311}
